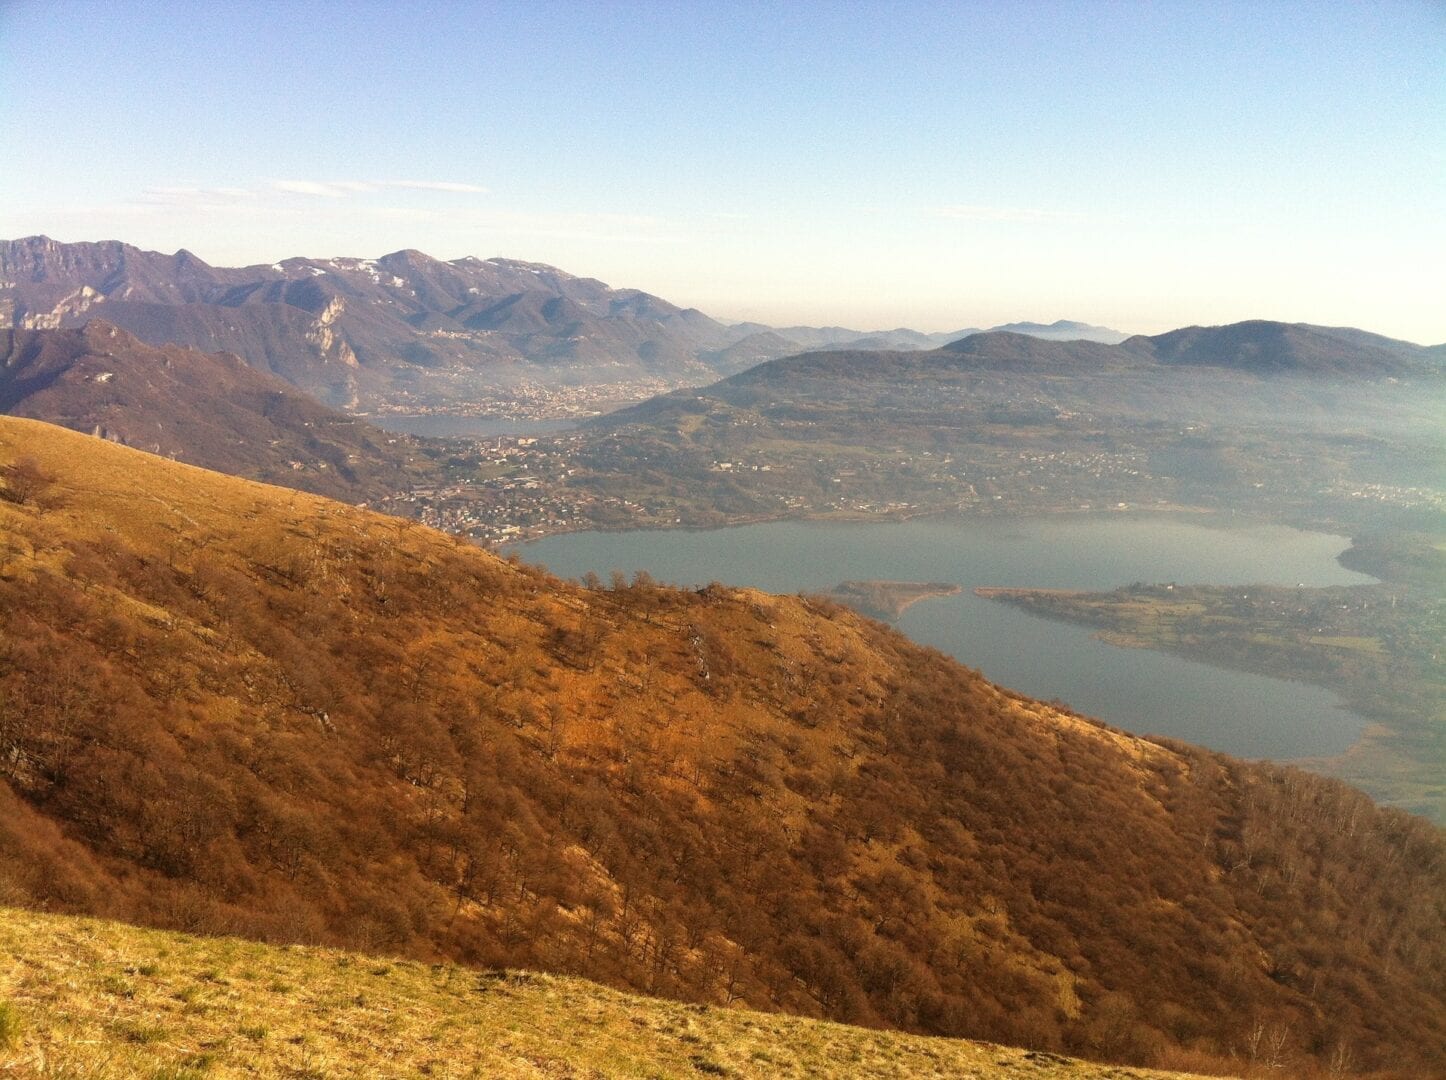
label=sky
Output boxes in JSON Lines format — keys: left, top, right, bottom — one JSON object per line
{"left": 2, "top": 1, "right": 1443, "bottom": 340}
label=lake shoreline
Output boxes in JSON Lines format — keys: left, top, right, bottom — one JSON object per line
{"left": 516, "top": 515, "right": 1373, "bottom": 770}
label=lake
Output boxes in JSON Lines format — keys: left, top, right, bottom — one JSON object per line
{"left": 518, "top": 515, "right": 1377, "bottom": 761}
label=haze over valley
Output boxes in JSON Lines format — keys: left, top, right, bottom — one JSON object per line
{"left": 1, "top": 3, "right": 1442, "bottom": 1077}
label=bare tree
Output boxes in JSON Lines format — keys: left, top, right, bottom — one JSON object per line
{"left": 0, "top": 457, "right": 59, "bottom": 508}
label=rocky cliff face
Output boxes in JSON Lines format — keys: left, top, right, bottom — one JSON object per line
{"left": 0, "top": 237, "right": 743, "bottom": 407}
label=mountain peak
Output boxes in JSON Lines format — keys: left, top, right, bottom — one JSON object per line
{"left": 983, "top": 319, "right": 1130, "bottom": 344}
{"left": 1127, "top": 319, "right": 1433, "bottom": 375}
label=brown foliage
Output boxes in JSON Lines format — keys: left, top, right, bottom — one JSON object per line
{"left": 0, "top": 417, "right": 1443, "bottom": 1077}
{"left": 0, "top": 456, "right": 59, "bottom": 508}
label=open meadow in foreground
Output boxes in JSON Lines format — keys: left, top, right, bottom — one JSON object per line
{"left": 0, "top": 907, "right": 1213, "bottom": 1080}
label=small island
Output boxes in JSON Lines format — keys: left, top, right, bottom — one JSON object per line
{"left": 824, "top": 580, "right": 961, "bottom": 621}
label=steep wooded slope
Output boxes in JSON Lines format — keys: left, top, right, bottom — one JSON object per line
{"left": 0, "top": 325, "right": 436, "bottom": 502}
{"left": 0, "top": 418, "right": 1442, "bottom": 1076}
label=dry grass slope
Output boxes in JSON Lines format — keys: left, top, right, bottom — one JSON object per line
{"left": 0, "top": 906, "right": 1215, "bottom": 1080}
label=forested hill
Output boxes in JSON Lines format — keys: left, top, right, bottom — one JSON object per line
{"left": 1120, "top": 320, "right": 1440, "bottom": 376}
{"left": 1, "top": 416, "right": 1443, "bottom": 1076}
{"left": 714, "top": 320, "right": 1442, "bottom": 386}
{"left": 0, "top": 324, "right": 437, "bottom": 503}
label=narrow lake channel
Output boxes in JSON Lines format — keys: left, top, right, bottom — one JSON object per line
{"left": 518, "top": 515, "right": 1376, "bottom": 761}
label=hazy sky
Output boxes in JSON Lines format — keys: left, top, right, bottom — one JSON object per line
{"left": 2, "top": 1, "right": 1442, "bottom": 340}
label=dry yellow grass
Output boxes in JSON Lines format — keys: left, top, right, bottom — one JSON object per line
{"left": 0, "top": 906, "right": 1215, "bottom": 1079}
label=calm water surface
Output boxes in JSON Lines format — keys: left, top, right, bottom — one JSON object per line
{"left": 519, "top": 516, "right": 1376, "bottom": 760}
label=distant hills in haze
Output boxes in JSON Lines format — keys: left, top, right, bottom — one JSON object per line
{"left": 1128, "top": 319, "right": 1446, "bottom": 376}
{"left": 721, "top": 319, "right": 1443, "bottom": 385}
{"left": 1, "top": 236, "right": 1133, "bottom": 407}
{"left": 983, "top": 318, "right": 1130, "bottom": 343}
{"left": 9, "top": 235, "right": 1434, "bottom": 419}
{"left": 576, "top": 313, "right": 1443, "bottom": 606}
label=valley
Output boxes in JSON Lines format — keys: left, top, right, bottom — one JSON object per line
{"left": 400, "top": 325, "right": 1443, "bottom": 544}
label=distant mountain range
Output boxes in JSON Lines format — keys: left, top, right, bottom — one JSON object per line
{"left": 727, "top": 320, "right": 1443, "bottom": 385}
{"left": 981, "top": 319, "right": 1130, "bottom": 343}
{"left": 0, "top": 237, "right": 1130, "bottom": 408}
{"left": 0, "top": 237, "right": 726, "bottom": 408}
{"left": 0, "top": 323, "right": 436, "bottom": 502}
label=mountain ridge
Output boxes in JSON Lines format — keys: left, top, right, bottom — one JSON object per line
{"left": 703, "top": 319, "right": 1442, "bottom": 387}
{"left": 0, "top": 236, "right": 735, "bottom": 407}
{"left": 0, "top": 323, "right": 436, "bottom": 502}
{"left": 3, "top": 237, "right": 1140, "bottom": 406}
{"left": 1120, "top": 319, "right": 1435, "bottom": 376}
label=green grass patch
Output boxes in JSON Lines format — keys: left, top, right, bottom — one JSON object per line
{"left": 0, "top": 1000, "right": 22, "bottom": 1050}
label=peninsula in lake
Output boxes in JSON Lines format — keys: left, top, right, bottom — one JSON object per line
{"left": 975, "top": 534, "right": 1446, "bottom": 822}
{"left": 823, "top": 580, "right": 962, "bottom": 620}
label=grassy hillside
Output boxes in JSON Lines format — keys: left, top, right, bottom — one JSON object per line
{"left": 0, "top": 906, "right": 1218, "bottom": 1079}
{"left": 0, "top": 417, "right": 1442, "bottom": 1077}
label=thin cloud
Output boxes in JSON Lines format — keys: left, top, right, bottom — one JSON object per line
{"left": 272, "top": 179, "right": 487, "bottom": 198}
{"left": 142, "top": 186, "right": 257, "bottom": 205}
{"left": 934, "top": 204, "right": 1081, "bottom": 223}
{"left": 272, "top": 180, "right": 371, "bottom": 198}
{"left": 388, "top": 180, "right": 488, "bottom": 193}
